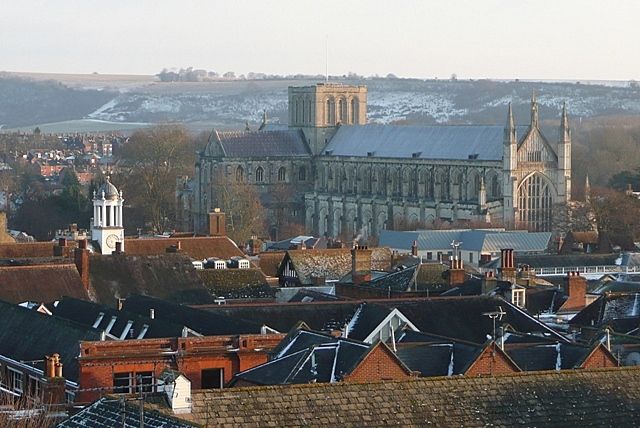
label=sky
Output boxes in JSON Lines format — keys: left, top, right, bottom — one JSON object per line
{"left": 1, "top": 0, "right": 639, "bottom": 80}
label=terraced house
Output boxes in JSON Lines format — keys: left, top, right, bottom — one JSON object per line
{"left": 184, "top": 84, "right": 572, "bottom": 240}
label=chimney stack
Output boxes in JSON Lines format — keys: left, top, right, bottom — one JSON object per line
{"left": 498, "top": 249, "right": 516, "bottom": 283}
{"left": 74, "top": 239, "right": 90, "bottom": 290}
{"left": 351, "top": 245, "right": 372, "bottom": 285}
{"left": 150, "top": 308, "right": 155, "bottom": 319}
{"left": 481, "top": 271, "right": 498, "bottom": 295}
{"left": 411, "top": 240, "right": 418, "bottom": 257}
{"left": 448, "top": 256, "right": 465, "bottom": 286}
{"left": 560, "top": 271, "right": 588, "bottom": 311}
{"left": 54, "top": 237, "right": 67, "bottom": 257}
{"left": 208, "top": 208, "right": 226, "bottom": 236}
{"left": 43, "top": 354, "right": 66, "bottom": 408}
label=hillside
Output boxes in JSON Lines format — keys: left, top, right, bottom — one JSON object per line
{"left": 2, "top": 73, "right": 640, "bottom": 132}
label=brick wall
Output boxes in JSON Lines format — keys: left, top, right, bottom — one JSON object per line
{"left": 465, "top": 343, "right": 520, "bottom": 376}
{"left": 582, "top": 346, "right": 618, "bottom": 369}
{"left": 77, "top": 334, "right": 283, "bottom": 403}
{"left": 344, "top": 344, "right": 412, "bottom": 382}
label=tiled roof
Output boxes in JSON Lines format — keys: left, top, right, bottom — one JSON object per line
{"left": 181, "top": 367, "right": 640, "bottom": 427}
{"left": 198, "top": 268, "right": 267, "bottom": 291}
{"left": 0, "top": 300, "right": 101, "bottom": 382}
{"left": 325, "top": 124, "right": 530, "bottom": 161}
{"left": 0, "top": 263, "right": 89, "bottom": 303}
{"left": 207, "top": 129, "right": 311, "bottom": 158}
{"left": 89, "top": 253, "right": 213, "bottom": 307}
{"left": 58, "top": 396, "right": 197, "bottom": 428}
{"left": 284, "top": 248, "right": 393, "bottom": 284}
{"left": 257, "top": 251, "right": 286, "bottom": 277}
{"left": 0, "top": 241, "right": 73, "bottom": 258}
{"left": 124, "top": 236, "right": 244, "bottom": 261}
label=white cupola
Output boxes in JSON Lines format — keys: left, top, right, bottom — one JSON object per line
{"left": 91, "top": 176, "right": 124, "bottom": 255}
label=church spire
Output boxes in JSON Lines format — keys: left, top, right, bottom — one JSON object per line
{"left": 530, "top": 91, "right": 539, "bottom": 128}
{"left": 504, "top": 102, "right": 516, "bottom": 144}
{"left": 560, "top": 101, "right": 570, "bottom": 142}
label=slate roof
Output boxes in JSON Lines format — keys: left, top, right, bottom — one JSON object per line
{"left": 0, "top": 263, "right": 90, "bottom": 303}
{"left": 197, "top": 296, "right": 566, "bottom": 344}
{"left": 57, "top": 396, "right": 197, "bottom": 428}
{"left": 207, "top": 129, "right": 311, "bottom": 158}
{"left": 570, "top": 293, "right": 640, "bottom": 330}
{"left": 233, "top": 331, "right": 371, "bottom": 385}
{"left": 395, "top": 341, "right": 481, "bottom": 376}
{"left": 48, "top": 297, "right": 185, "bottom": 339}
{"left": 122, "top": 295, "right": 265, "bottom": 335}
{"left": 179, "top": 367, "right": 640, "bottom": 427}
{"left": 282, "top": 247, "right": 393, "bottom": 284}
{"left": 380, "top": 229, "right": 551, "bottom": 254}
{"left": 505, "top": 342, "right": 612, "bottom": 371}
{"left": 325, "top": 124, "right": 530, "bottom": 161}
{"left": 124, "top": 236, "right": 244, "bottom": 261}
{"left": 0, "top": 300, "right": 101, "bottom": 382}
{"left": 89, "top": 253, "right": 213, "bottom": 307}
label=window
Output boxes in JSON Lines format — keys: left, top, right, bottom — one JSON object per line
{"left": 113, "top": 371, "right": 153, "bottom": 394}
{"left": 29, "top": 376, "right": 41, "bottom": 400}
{"left": 350, "top": 98, "right": 357, "bottom": 123}
{"left": 469, "top": 252, "right": 474, "bottom": 263}
{"left": 113, "top": 372, "right": 133, "bottom": 393}
{"left": 278, "top": 167, "right": 286, "bottom": 182}
{"left": 137, "top": 371, "right": 154, "bottom": 393}
{"left": 235, "top": 166, "right": 244, "bottom": 182}
{"left": 255, "top": 166, "right": 264, "bottom": 183}
{"left": 426, "top": 252, "right": 433, "bottom": 261}
{"left": 298, "top": 166, "right": 306, "bottom": 181}
{"left": 201, "top": 368, "right": 224, "bottom": 389}
{"left": 512, "top": 288, "right": 526, "bottom": 308}
{"left": 517, "top": 174, "right": 552, "bottom": 231}
{"left": 7, "top": 368, "right": 23, "bottom": 393}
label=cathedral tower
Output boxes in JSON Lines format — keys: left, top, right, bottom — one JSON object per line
{"left": 288, "top": 83, "right": 367, "bottom": 155}
{"left": 91, "top": 177, "right": 124, "bottom": 255}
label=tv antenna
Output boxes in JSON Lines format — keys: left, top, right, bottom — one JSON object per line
{"left": 482, "top": 306, "right": 506, "bottom": 341}
{"left": 325, "top": 34, "right": 329, "bottom": 83}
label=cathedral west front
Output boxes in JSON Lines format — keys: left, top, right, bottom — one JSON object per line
{"left": 182, "top": 83, "right": 571, "bottom": 241}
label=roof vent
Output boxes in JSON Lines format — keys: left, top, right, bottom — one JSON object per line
{"left": 367, "top": 151, "right": 375, "bottom": 157}
{"left": 412, "top": 152, "right": 422, "bottom": 158}
{"left": 325, "top": 150, "right": 333, "bottom": 155}
{"left": 468, "top": 154, "right": 479, "bottom": 160}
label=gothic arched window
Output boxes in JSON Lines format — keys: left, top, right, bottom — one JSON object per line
{"left": 517, "top": 174, "right": 553, "bottom": 231}
{"left": 235, "top": 166, "right": 244, "bottom": 182}
{"left": 298, "top": 166, "right": 306, "bottom": 182}
{"left": 255, "top": 166, "right": 264, "bottom": 183}
{"left": 278, "top": 167, "right": 287, "bottom": 182}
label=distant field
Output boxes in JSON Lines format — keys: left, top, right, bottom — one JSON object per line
{"left": 1, "top": 71, "right": 155, "bottom": 90}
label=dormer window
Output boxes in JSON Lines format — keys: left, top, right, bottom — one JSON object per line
{"left": 512, "top": 288, "right": 526, "bottom": 308}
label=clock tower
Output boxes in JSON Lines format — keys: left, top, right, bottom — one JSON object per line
{"left": 91, "top": 177, "right": 124, "bottom": 255}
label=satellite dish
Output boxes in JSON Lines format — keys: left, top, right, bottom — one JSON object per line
{"left": 626, "top": 352, "right": 640, "bottom": 366}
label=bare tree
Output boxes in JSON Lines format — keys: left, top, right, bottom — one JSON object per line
{"left": 212, "top": 170, "right": 266, "bottom": 244}
{"left": 117, "top": 125, "right": 195, "bottom": 234}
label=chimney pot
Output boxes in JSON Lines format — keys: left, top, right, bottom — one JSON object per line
{"left": 150, "top": 308, "right": 155, "bottom": 319}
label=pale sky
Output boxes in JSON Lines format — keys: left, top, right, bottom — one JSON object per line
{"left": 1, "top": 0, "right": 638, "bottom": 80}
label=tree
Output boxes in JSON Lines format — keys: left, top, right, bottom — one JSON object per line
{"left": 588, "top": 187, "right": 640, "bottom": 246}
{"left": 117, "top": 125, "right": 195, "bottom": 234}
{"left": 211, "top": 169, "right": 266, "bottom": 244}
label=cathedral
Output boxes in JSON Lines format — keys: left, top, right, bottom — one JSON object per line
{"left": 182, "top": 83, "right": 571, "bottom": 241}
